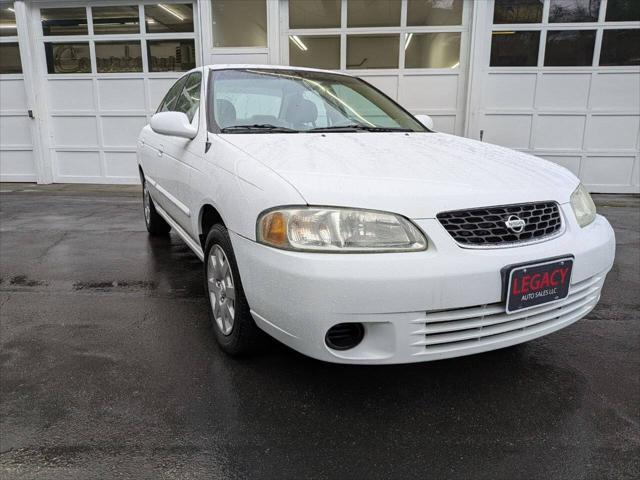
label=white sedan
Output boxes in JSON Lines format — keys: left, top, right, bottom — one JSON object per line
{"left": 137, "top": 65, "right": 615, "bottom": 364}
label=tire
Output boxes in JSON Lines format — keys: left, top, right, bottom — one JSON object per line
{"left": 142, "top": 180, "right": 171, "bottom": 235}
{"left": 203, "top": 224, "right": 265, "bottom": 355}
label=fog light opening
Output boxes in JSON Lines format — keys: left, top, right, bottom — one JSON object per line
{"left": 325, "top": 323, "right": 365, "bottom": 351}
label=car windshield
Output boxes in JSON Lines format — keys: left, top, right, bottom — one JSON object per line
{"left": 209, "top": 68, "right": 427, "bottom": 133}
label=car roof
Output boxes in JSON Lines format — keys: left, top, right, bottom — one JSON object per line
{"left": 187, "top": 64, "right": 352, "bottom": 77}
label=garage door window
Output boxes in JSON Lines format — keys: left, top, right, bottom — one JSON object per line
{"left": 287, "top": 0, "right": 466, "bottom": 71}
{"left": 600, "top": 29, "right": 640, "bottom": 66}
{"left": 92, "top": 6, "right": 140, "bottom": 35}
{"left": 0, "top": 4, "right": 17, "bottom": 37}
{"left": 544, "top": 30, "right": 596, "bottom": 66}
{"left": 491, "top": 0, "right": 640, "bottom": 68}
{"left": 44, "top": 42, "right": 91, "bottom": 74}
{"left": 41, "top": 8, "right": 88, "bottom": 36}
{"left": 95, "top": 41, "right": 143, "bottom": 73}
{"left": 39, "top": 3, "right": 197, "bottom": 75}
{"left": 0, "top": 42, "right": 21, "bottom": 74}
{"left": 211, "top": 0, "right": 267, "bottom": 47}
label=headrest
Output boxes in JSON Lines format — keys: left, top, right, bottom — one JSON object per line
{"left": 284, "top": 97, "right": 318, "bottom": 127}
{"left": 216, "top": 99, "right": 237, "bottom": 128}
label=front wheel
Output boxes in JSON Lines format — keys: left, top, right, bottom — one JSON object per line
{"left": 204, "top": 224, "right": 265, "bottom": 355}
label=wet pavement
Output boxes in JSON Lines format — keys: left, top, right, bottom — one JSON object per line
{"left": 0, "top": 184, "right": 638, "bottom": 479}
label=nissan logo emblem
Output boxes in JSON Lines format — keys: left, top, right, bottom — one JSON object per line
{"left": 505, "top": 215, "right": 526, "bottom": 233}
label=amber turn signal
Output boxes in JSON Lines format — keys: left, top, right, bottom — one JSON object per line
{"left": 259, "top": 211, "right": 289, "bottom": 247}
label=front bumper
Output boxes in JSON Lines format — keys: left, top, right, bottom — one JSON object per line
{"left": 231, "top": 204, "right": 615, "bottom": 364}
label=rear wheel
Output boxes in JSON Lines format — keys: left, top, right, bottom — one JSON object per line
{"left": 142, "top": 180, "right": 171, "bottom": 235}
{"left": 204, "top": 224, "right": 265, "bottom": 355}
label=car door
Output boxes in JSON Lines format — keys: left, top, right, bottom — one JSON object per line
{"left": 160, "top": 71, "right": 202, "bottom": 233}
{"left": 144, "top": 75, "right": 188, "bottom": 218}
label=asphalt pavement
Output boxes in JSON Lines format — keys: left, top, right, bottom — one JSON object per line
{"left": 0, "top": 184, "right": 638, "bottom": 479}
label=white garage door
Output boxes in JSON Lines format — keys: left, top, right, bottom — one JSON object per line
{"left": 281, "top": 0, "right": 472, "bottom": 136}
{"left": 469, "top": 0, "right": 639, "bottom": 194}
{"left": 32, "top": 1, "right": 199, "bottom": 183}
{"left": 0, "top": 5, "right": 37, "bottom": 182}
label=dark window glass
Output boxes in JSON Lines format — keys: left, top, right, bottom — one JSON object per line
{"left": 95, "top": 41, "right": 142, "bottom": 73}
{"left": 544, "top": 30, "right": 596, "bottom": 66}
{"left": 212, "top": 0, "right": 267, "bottom": 47}
{"left": 347, "top": 35, "right": 399, "bottom": 69}
{"left": 600, "top": 29, "right": 640, "bottom": 65}
{"left": 289, "top": 35, "right": 340, "bottom": 70}
{"left": 0, "top": 42, "right": 21, "bottom": 73}
{"left": 41, "top": 7, "right": 88, "bottom": 36}
{"left": 605, "top": 0, "right": 640, "bottom": 21}
{"left": 92, "top": 6, "right": 140, "bottom": 35}
{"left": 158, "top": 76, "right": 188, "bottom": 112}
{"left": 148, "top": 39, "right": 196, "bottom": 72}
{"left": 549, "top": 0, "right": 600, "bottom": 22}
{"left": 493, "top": 0, "right": 543, "bottom": 24}
{"left": 289, "top": 0, "right": 340, "bottom": 28}
{"left": 44, "top": 42, "right": 91, "bottom": 74}
{"left": 407, "top": 0, "right": 463, "bottom": 26}
{"left": 405, "top": 32, "right": 461, "bottom": 68}
{"left": 0, "top": 4, "right": 17, "bottom": 37}
{"left": 145, "top": 4, "right": 194, "bottom": 33}
{"left": 490, "top": 31, "right": 540, "bottom": 66}
{"left": 347, "top": 0, "right": 401, "bottom": 27}
{"left": 174, "top": 72, "right": 201, "bottom": 121}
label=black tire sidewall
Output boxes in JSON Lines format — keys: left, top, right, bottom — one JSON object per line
{"left": 203, "top": 224, "right": 258, "bottom": 354}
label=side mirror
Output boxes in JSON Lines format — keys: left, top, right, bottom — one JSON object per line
{"left": 150, "top": 111, "right": 197, "bottom": 139}
{"left": 415, "top": 114, "right": 435, "bottom": 131}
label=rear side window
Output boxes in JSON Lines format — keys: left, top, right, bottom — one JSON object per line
{"left": 157, "top": 76, "right": 188, "bottom": 113}
{"left": 174, "top": 72, "right": 201, "bottom": 122}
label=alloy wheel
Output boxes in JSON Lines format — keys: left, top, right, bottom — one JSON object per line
{"left": 207, "top": 244, "right": 236, "bottom": 335}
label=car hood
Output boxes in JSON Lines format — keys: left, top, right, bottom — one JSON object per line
{"left": 222, "top": 132, "right": 578, "bottom": 219}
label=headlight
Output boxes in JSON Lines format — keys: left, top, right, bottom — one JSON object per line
{"left": 257, "top": 207, "right": 427, "bottom": 252}
{"left": 570, "top": 183, "right": 596, "bottom": 228}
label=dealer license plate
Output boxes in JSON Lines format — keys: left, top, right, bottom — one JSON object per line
{"left": 506, "top": 258, "right": 573, "bottom": 313}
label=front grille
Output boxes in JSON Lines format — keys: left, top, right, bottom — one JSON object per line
{"left": 411, "top": 274, "right": 604, "bottom": 354}
{"left": 437, "top": 201, "right": 562, "bottom": 247}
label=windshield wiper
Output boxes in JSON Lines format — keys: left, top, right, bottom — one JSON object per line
{"left": 308, "top": 124, "right": 413, "bottom": 133}
{"left": 220, "top": 124, "right": 299, "bottom": 133}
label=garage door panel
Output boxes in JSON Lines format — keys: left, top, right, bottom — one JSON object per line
{"left": 534, "top": 115, "right": 585, "bottom": 150}
{"left": 484, "top": 73, "right": 536, "bottom": 109}
{"left": 49, "top": 80, "right": 95, "bottom": 111}
{"left": 101, "top": 116, "right": 147, "bottom": 147}
{"left": 55, "top": 151, "right": 102, "bottom": 178}
{"left": 361, "top": 75, "right": 398, "bottom": 101}
{"left": 540, "top": 155, "right": 581, "bottom": 176}
{"left": 590, "top": 73, "right": 640, "bottom": 111}
{"left": 98, "top": 79, "right": 146, "bottom": 111}
{"left": 0, "top": 150, "right": 37, "bottom": 176}
{"left": 536, "top": 74, "right": 590, "bottom": 110}
{"left": 104, "top": 151, "right": 138, "bottom": 178}
{"left": 399, "top": 75, "right": 458, "bottom": 110}
{"left": 0, "top": 79, "right": 29, "bottom": 111}
{"left": 0, "top": 116, "right": 34, "bottom": 146}
{"left": 482, "top": 115, "right": 531, "bottom": 149}
{"left": 581, "top": 156, "right": 635, "bottom": 186}
{"left": 585, "top": 116, "right": 640, "bottom": 151}
{"left": 52, "top": 116, "right": 98, "bottom": 146}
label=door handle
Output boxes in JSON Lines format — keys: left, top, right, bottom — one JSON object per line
{"left": 157, "top": 150, "right": 163, "bottom": 157}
